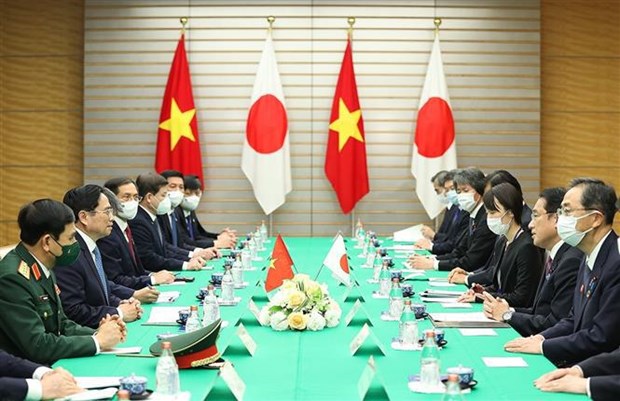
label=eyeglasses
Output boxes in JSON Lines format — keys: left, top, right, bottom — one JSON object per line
{"left": 556, "top": 207, "right": 598, "bottom": 217}
{"left": 119, "top": 195, "right": 142, "bottom": 202}
{"left": 88, "top": 208, "right": 115, "bottom": 217}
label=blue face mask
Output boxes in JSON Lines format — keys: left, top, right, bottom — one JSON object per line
{"left": 445, "top": 190, "right": 459, "bottom": 206}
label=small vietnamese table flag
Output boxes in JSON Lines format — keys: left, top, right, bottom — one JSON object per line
{"left": 265, "top": 234, "right": 295, "bottom": 292}
{"left": 325, "top": 34, "right": 369, "bottom": 214}
{"left": 156, "top": 33, "right": 204, "bottom": 184}
{"left": 322, "top": 234, "right": 350, "bottom": 286}
{"left": 411, "top": 31, "right": 457, "bottom": 219}
{"left": 242, "top": 28, "right": 292, "bottom": 215}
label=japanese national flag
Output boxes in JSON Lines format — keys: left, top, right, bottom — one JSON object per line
{"left": 322, "top": 234, "right": 350, "bottom": 286}
{"left": 242, "top": 31, "right": 292, "bottom": 215}
{"left": 411, "top": 34, "right": 457, "bottom": 219}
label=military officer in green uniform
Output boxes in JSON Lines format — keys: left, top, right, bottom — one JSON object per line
{"left": 0, "top": 199, "right": 126, "bottom": 365}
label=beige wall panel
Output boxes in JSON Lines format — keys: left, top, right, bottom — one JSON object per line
{"left": 0, "top": 0, "right": 84, "bottom": 56}
{"left": 0, "top": 0, "right": 84, "bottom": 245}
{"left": 541, "top": 112, "right": 620, "bottom": 167}
{"left": 542, "top": 58, "right": 620, "bottom": 112}
{"left": 541, "top": 0, "right": 620, "bottom": 57}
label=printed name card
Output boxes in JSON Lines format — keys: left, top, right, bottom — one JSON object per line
{"left": 247, "top": 299, "right": 261, "bottom": 322}
{"left": 219, "top": 361, "right": 246, "bottom": 401}
{"left": 236, "top": 323, "right": 257, "bottom": 357}
{"left": 349, "top": 323, "right": 386, "bottom": 356}
{"left": 357, "top": 355, "right": 376, "bottom": 400}
{"left": 345, "top": 299, "right": 372, "bottom": 326}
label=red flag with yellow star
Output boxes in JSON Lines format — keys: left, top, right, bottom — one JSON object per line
{"left": 264, "top": 234, "right": 294, "bottom": 292}
{"left": 325, "top": 36, "right": 369, "bottom": 214}
{"left": 156, "top": 34, "right": 203, "bottom": 184}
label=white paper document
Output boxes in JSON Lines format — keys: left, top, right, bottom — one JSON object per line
{"left": 146, "top": 306, "right": 186, "bottom": 325}
{"left": 429, "top": 282, "right": 457, "bottom": 287}
{"left": 422, "top": 289, "right": 462, "bottom": 298}
{"left": 75, "top": 377, "right": 121, "bottom": 389}
{"left": 58, "top": 387, "right": 118, "bottom": 400}
{"left": 440, "top": 302, "right": 472, "bottom": 309}
{"left": 393, "top": 225, "right": 424, "bottom": 242}
{"left": 100, "top": 346, "right": 142, "bottom": 355}
{"left": 459, "top": 328, "right": 497, "bottom": 336}
{"left": 430, "top": 312, "right": 496, "bottom": 323}
{"left": 155, "top": 291, "right": 180, "bottom": 303}
{"left": 421, "top": 297, "right": 462, "bottom": 303}
{"left": 482, "top": 357, "right": 528, "bottom": 367}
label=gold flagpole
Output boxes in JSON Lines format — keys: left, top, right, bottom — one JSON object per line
{"left": 434, "top": 17, "right": 442, "bottom": 37}
{"left": 180, "top": 17, "right": 188, "bottom": 35}
{"left": 267, "top": 15, "right": 275, "bottom": 33}
{"left": 347, "top": 16, "right": 355, "bottom": 39}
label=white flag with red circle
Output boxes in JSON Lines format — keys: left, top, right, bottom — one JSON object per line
{"left": 323, "top": 234, "right": 350, "bottom": 286}
{"left": 242, "top": 32, "right": 292, "bottom": 215}
{"left": 411, "top": 34, "right": 457, "bottom": 219}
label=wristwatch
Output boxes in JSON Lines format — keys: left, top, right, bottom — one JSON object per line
{"left": 502, "top": 310, "right": 514, "bottom": 322}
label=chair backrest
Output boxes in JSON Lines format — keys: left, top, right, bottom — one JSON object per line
{"left": 0, "top": 244, "right": 17, "bottom": 261}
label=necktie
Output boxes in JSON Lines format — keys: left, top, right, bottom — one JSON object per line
{"left": 468, "top": 218, "right": 475, "bottom": 235}
{"left": 544, "top": 256, "right": 553, "bottom": 279}
{"left": 154, "top": 220, "right": 164, "bottom": 246}
{"left": 186, "top": 215, "right": 195, "bottom": 240}
{"left": 92, "top": 247, "right": 109, "bottom": 304}
{"left": 124, "top": 225, "right": 137, "bottom": 265}
{"left": 451, "top": 209, "right": 460, "bottom": 225}
{"left": 169, "top": 214, "right": 178, "bottom": 247}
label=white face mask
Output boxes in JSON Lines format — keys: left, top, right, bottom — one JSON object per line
{"left": 118, "top": 200, "right": 139, "bottom": 221}
{"left": 181, "top": 195, "right": 201, "bottom": 212}
{"left": 437, "top": 192, "right": 450, "bottom": 206}
{"left": 167, "top": 191, "right": 184, "bottom": 208}
{"left": 155, "top": 196, "right": 172, "bottom": 215}
{"left": 557, "top": 212, "right": 597, "bottom": 247}
{"left": 457, "top": 192, "right": 477, "bottom": 213}
{"left": 445, "top": 189, "right": 459, "bottom": 206}
{"left": 487, "top": 212, "right": 511, "bottom": 237}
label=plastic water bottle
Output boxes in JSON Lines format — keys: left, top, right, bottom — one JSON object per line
{"left": 254, "top": 228, "right": 263, "bottom": 251}
{"left": 221, "top": 266, "right": 235, "bottom": 302}
{"left": 420, "top": 330, "right": 441, "bottom": 388}
{"left": 372, "top": 250, "right": 383, "bottom": 280}
{"left": 399, "top": 300, "right": 418, "bottom": 345}
{"left": 442, "top": 374, "right": 465, "bottom": 401}
{"left": 355, "top": 218, "right": 364, "bottom": 239}
{"left": 241, "top": 245, "right": 252, "bottom": 270}
{"left": 388, "top": 278, "right": 404, "bottom": 319}
{"left": 155, "top": 341, "right": 180, "bottom": 397}
{"left": 364, "top": 246, "right": 376, "bottom": 268}
{"left": 378, "top": 264, "right": 391, "bottom": 296}
{"left": 184, "top": 305, "right": 201, "bottom": 333}
{"left": 232, "top": 253, "right": 244, "bottom": 287}
{"left": 249, "top": 236, "right": 258, "bottom": 260}
{"left": 260, "top": 220, "right": 268, "bottom": 242}
{"left": 202, "top": 285, "right": 220, "bottom": 326}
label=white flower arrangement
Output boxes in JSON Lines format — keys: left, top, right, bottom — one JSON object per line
{"left": 259, "top": 274, "right": 341, "bottom": 331}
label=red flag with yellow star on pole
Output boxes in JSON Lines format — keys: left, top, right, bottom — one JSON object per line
{"left": 155, "top": 33, "right": 204, "bottom": 184}
{"left": 264, "top": 234, "right": 294, "bottom": 292}
{"left": 325, "top": 36, "right": 369, "bottom": 214}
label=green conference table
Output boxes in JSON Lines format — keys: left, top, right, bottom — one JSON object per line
{"left": 55, "top": 237, "right": 587, "bottom": 401}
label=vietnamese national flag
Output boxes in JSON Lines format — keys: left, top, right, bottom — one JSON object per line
{"left": 411, "top": 34, "right": 457, "bottom": 219}
{"left": 242, "top": 31, "right": 292, "bottom": 215}
{"left": 265, "top": 234, "right": 295, "bottom": 292}
{"left": 156, "top": 34, "right": 204, "bottom": 184}
{"left": 322, "top": 234, "right": 350, "bottom": 286}
{"left": 325, "top": 36, "right": 369, "bottom": 214}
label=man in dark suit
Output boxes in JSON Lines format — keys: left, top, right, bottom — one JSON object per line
{"left": 505, "top": 178, "right": 620, "bottom": 367}
{"left": 409, "top": 167, "right": 497, "bottom": 272}
{"left": 534, "top": 348, "right": 620, "bottom": 400}
{"left": 55, "top": 185, "right": 144, "bottom": 328}
{"left": 0, "top": 199, "right": 124, "bottom": 364}
{"left": 416, "top": 170, "right": 469, "bottom": 255}
{"left": 481, "top": 187, "right": 583, "bottom": 335}
{"left": 99, "top": 177, "right": 175, "bottom": 289}
{"left": 129, "top": 173, "right": 212, "bottom": 272}
{"left": 177, "top": 174, "right": 237, "bottom": 249}
{"left": 0, "top": 349, "right": 83, "bottom": 400}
